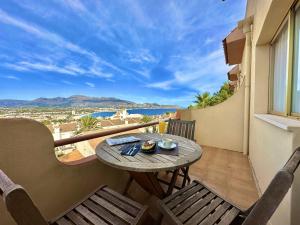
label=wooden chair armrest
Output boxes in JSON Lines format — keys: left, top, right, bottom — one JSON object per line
{"left": 0, "top": 170, "right": 15, "bottom": 195}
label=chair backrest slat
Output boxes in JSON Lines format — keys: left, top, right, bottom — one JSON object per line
{"left": 242, "top": 147, "right": 300, "bottom": 225}
{"left": 166, "top": 119, "right": 196, "bottom": 141}
{"left": 284, "top": 149, "right": 300, "bottom": 174}
{"left": 0, "top": 170, "right": 48, "bottom": 225}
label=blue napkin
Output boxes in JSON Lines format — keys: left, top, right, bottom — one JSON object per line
{"left": 120, "top": 144, "right": 141, "bottom": 156}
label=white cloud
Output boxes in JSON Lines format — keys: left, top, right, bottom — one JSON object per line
{"left": 17, "top": 61, "right": 77, "bottom": 75}
{"left": 64, "top": 63, "right": 86, "bottom": 74}
{"left": 147, "top": 48, "right": 228, "bottom": 92}
{"left": 4, "top": 63, "right": 30, "bottom": 71}
{"left": 3, "top": 75, "right": 20, "bottom": 80}
{"left": 0, "top": 9, "right": 122, "bottom": 76}
{"left": 145, "top": 80, "right": 175, "bottom": 90}
{"left": 131, "top": 68, "right": 151, "bottom": 79}
{"left": 5, "top": 60, "right": 113, "bottom": 78}
{"left": 204, "top": 37, "right": 215, "bottom": 45}
{"left": 63, "top": 0, "right": 87, "bottom": 12}
{"left": 61, "top": 80, "right": 74, "bottom": 85}
{"left": 85, "top": 82, "right": 95, "bottom": 88}
{"left": 126, "top": 49, "right": 157, "bottom": 64}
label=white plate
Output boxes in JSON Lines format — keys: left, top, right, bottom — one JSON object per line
{"left": 158, "top": 141, "right": 176, "bottom": 150}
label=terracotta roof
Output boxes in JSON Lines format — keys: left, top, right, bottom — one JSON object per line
{"left": 100, "top": 120, "right": 113, "bottom": 127}
{"left": 127, "top": 118, "right": 141, "bottom": 124}
{"left": 111, "top": 119, "right": 124, "bottom": 126}
{"left": 60, "top": 122, "right": 77, "bottom": 132}
{"left": 59, "top": 150, "right": 84, "bottom": 162}
{"left": 46, "top": 125, "right": 54, "bottom": 133}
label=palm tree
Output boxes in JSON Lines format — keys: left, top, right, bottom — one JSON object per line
{"left": 80, "top": 115, "right": 98, "bottom": 130}
{"left": 194, "top": 92, "right": 211, "bottom": 108}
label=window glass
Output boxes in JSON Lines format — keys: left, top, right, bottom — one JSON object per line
{"left": 272, "top": 24, "right": 288, "bottom": 113}
{"left": 292, "top": 9, "right": 300, "bottom": 113}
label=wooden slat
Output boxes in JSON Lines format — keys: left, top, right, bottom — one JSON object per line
{"left": 75, "top": 205, "right": 108, "bottom": 225}
{"left": 134, "top": 154, "right": 154, "bottom": 163}
{"left": 163, "top": 182, "right": 197, "bottom": 203}
{"left": 199, "top": 202, "right": 231, "bottom": 225}
{"left": 150, "top": 154, "right": 172, "bottom": 163}
{"left": 90, "top": 195, "right": 135, "bottom": 223}
{"left": 167, "top": 184, "right": 203, "bottom": 209}
{"left": 55, "top": 217, "right": 74, "bottom": 225}
{"left": 178, "top": 193, "right": 216, "bottom": 223}
{"left": 184, "top": 198, "right": 223, "bottom": 225}
{"left": 172, "top": 188, "right": 210, "bottom": 215}
{"left": 217, "top": 207, "right": 240, "bottom": 225}
{"left": 136, "top": 153, "right": 162, "bottom": 163}
{"left": 96, "top": 190, "right": 139, "bottom": 216}
{"left": 102, "top": 186, "right": 143, "bottom": 209}
{"left": 102, "top": 146, "right": 133, "bottom": 162}
{"left": 96, "top": 133, "right": 202, "bottom": 173}
{"left": 66, "top": 210, "right": 91, "bottom": 225}
{"left": 83, "top": 199, "right": 127, "bottom": 225}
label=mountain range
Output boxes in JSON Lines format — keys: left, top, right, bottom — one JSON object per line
{"left": 0, "top": 95, "right": 177, "bottom": 108}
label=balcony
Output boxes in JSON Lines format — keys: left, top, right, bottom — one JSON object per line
{"left": 0, "top": 117, "right": 259, "bottom": 225}
{"left": 1, "top": 1, "right": 300, "bottom": 225}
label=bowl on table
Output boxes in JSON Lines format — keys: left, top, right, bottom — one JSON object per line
{"left": 158, "top": 138, "right": 176, "bottom": 150}
{"left": 141, "top": 140, "right": 156, "bottom": 154}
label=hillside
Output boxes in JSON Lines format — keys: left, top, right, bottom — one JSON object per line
{"left": 0, "top": 95, "right": 177, "bottom": 108}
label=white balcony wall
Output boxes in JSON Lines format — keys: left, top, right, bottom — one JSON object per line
{"left": 178, "top": 85, "right": 245, "bottom": 152}
{"left": 0, "top": 118, "right": 129, "bottom": 225}
{"left": 246, "top": 0, "right": 299, "bottom": 225}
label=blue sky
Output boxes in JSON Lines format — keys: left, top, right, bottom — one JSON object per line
{"left": 0, "top": 0, "right": 246, "bottom": 107}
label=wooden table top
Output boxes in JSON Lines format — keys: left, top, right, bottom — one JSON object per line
{"left": 96, "top": 133, "right": 202, "bottom": 172}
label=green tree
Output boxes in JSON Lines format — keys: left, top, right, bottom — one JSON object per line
{"left": 191, "top": 82, "right": 233, "bottom": 109}
{"left": 141, "top": 115, "right": 152, "bottom": 123}
{"left": 80, "top": 115, "right": 98, "bottom": 130}
{"left": 194, "top": 92, "right": 211, "bottom": 108}
{"left": 42, "top": 120, "right": 51, "bottom": 126}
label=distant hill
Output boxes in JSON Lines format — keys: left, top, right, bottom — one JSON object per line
{"left": 0, "top": 95, "right": 178, "bottom": 108}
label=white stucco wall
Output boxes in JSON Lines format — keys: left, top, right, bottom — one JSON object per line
{"left": 247, "top": 0, "right": 300, "bottom": 225}
{"left": 249, "top": 117, "right": 294, "bottom": 225}
{"left": 179, "top": 85, "right": 245, "bottom": 152}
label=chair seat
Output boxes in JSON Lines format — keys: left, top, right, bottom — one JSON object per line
{"left": 53, "top": 185, "right": 147, "bottom": 225}
{"left": 159, "top": 181, "right": 242, "bottom": 225}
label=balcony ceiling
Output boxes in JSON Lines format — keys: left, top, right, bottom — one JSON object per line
{"left": 223, "top": 27, "right": 246, "bottom": 65}
{"left": 227, "top": 65, "right": 240, "bottom": 81}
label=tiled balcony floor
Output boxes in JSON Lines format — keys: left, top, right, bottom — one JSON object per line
{"left": 188, "top": 146, "right": 258, "bottom": 209}
{"left": 127, "top": 145, "right": 259, "bottom": 224}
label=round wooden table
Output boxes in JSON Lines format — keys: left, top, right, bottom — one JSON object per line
{"left": 96, "top": 133, "right": 202, "bottom": 198}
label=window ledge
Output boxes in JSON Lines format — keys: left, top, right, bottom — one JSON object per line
{"left": 255, "top": 114, "right": 300, "bottom": 132}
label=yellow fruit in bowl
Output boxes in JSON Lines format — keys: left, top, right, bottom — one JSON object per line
{"left": 141, "top": 140, "right": 155, "bottom": 150}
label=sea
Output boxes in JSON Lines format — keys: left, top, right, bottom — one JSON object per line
{"left": 91, "top": 108, "right": 177, "bottom": 118}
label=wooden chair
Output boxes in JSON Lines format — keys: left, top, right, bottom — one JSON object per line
{"left": 159, "top": 147, "right": 300, "bottom": 225}
{"left": 0, "top": 170, "right": 148, "bottom": 225}
{"left": 162, "top": 119, "right": 196, "bottom": 188}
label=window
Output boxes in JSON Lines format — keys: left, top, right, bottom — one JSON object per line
{"left": 271, "top": 24, "right": 288, "bottom": 113}
{"left": 292, "top": 8, "right": 300, "bottom": 114}
{"left": 269, "top": 2, "right": 300, "bottom": 117}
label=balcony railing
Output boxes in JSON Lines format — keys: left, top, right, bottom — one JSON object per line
{"left": 54, "top": 120, "right": 166, "bottom": 165}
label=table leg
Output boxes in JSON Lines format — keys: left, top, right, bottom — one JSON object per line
{"left": 129, "top": 171, "right": 165, "bottom": 199}
{"left": 166, "top": 168, "right": 179, "bottom": 196}
{"left": 123, "top": 175, "right": 134, "bottom": 195}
